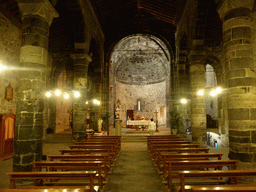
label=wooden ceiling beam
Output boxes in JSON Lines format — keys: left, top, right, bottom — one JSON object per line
{"left": 99, "top": 1, "right": 136, "bottom": 19}
{"left": 142, "top": 6, "right": 174, "bottom": 24}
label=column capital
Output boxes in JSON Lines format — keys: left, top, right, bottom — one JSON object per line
{"left": 18, "top": 0, "right": 59, "bottom": 25}
{"left": 218, "top": 0, "right": 254, "bottom": 20}
{"left": 71, "top": 53, "right": 92, "bottom": 63}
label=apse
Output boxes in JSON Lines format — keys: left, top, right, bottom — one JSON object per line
{"left": 109, "top": 34, "right": 171, "bottom": 130}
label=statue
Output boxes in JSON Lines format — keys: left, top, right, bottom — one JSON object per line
{"left": 98, "top": 117, "right": 103, "bottom": 133}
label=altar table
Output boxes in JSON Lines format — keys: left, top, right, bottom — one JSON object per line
{"left": 127, "top": 120, "right": 151, "bottom": 126}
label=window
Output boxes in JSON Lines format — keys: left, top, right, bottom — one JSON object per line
{"left": 137, "top": 99, "right": 143, "bottom": 111}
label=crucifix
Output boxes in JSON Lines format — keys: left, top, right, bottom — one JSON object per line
{"left": 154, "top": 110, "right": 159, "bottom": 132}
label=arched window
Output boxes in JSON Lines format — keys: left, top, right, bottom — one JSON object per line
{"left": 138, "top": 100, "right": 141, "bottom": 111}
{"left": 137, "top": 99, "right": 143, "bottom": 111}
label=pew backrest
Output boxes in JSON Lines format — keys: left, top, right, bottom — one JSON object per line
{"left": 166, "top": 160, "right": 239, "bottom": 190}
{"left": 177, "top": 170, "right": 256, "bottom": 192}
{"left": 158, "top": 152, "right": 223, "bottom": 170}
{"left": 49, "top": 154, "right": 111, "bottom": 166}
{"left": 6, "top": 171, "right": 96, "bottom": 192}
{"left": 33, "top": 161, "right": 105, "bottom": 188}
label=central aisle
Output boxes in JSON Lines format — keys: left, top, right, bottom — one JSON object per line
{"left": 103, "top": 142, "right": 167, "bottom": 192}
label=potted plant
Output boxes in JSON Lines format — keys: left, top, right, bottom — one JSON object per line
{"left": 101, "top": 112, "right": 111, "bottom": 134}
{"left": 169, "top": 108, "right": 181, "bottom": 135}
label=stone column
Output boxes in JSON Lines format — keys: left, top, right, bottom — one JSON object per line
{"left": 14, "top": 0, "right": 58, "bottom": 172}
{"left": 218, "top": 0, "right": 256, "bottom": 168}
{"left": 177, "top": 52, "right": 189, "bottom": 135}
{"left": 189, "top": 41, "right": 207, "bottom": 146}
{"left": 102, "top": 63, "right": 110, "bottom": 134}
{"left": 89, "top": 76, "right": 102, "bottom": 132}
{"left": 71, "top": 53, "right": 91, "bottom": 138}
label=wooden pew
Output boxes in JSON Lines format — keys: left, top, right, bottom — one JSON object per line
{"left": 33, "top": 161, "right": 106, "bottom": 190}
{"left": 75, "top": 141, "right": 121, "bottom": 154}
{"left": 158, "top": 152, "right": 223, "bottom": 171}
{"left": 154, "top": 148, "right": 210, "bottom": 165}
{"left": 147, "top": 135, "right": 181, "bottom": 144}
{"left": 150, "top": 144, "right": 200, "bottom": 157}
{"left": 176, "top": 170, "right": 256, "bottom": 192}
{"left": 86, "top": 136, "right": 121, "bottom": 148}
{"left": 166, "top": 160, "right": 239, "bottom": 190}
{"left": 189, "top": 184, "right": 256, "bottom": 192}
{"left": 87, "top": 135, "right": 122, "bottom": 138}
{"left": 59, "top": 149, "right": 111, "bottom": 158}
{"left": 6, "top": 171, "right": 97, "bottom": 192}
{"left": 0, "top": 187, "right": 100, "bottom": 192}
{"left": 88, "top": 136, "right": 121, "bottom": 143}
{"left": 69, "top": 145, "right": 117, "bottom": 160}
{"left": 147, "top": 135, "right": 183, "bottom": 142}
{"left": 148, "top": 140, "right": 193, "bottom": 151}
{"left": 82, "top": 138, "right": 121, "bottom": 148}
{"left": 148, "top": 137, "right": 186, "bottom": 149}
{"left": 148, "top": 138, "right": 185, "bottom": 143}
{"left": 68, "top": 145, "right": 116, "bottom": 162}
{"left": 48, "top": 154, "right": 111, "bottom": 170}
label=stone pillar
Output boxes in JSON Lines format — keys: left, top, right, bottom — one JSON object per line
{"left": 218, "top": 0, "right": 256, "bottom": 168}
{"left": 102, "top": 63, "right": 110, "bottom": 134}
{"left": 14, "top": 0, "right": 58, "bottom": 172}
{"left": 189, "top": 41, "right": 207, "bottom": 146}
{"left": 71, "top": 53, "right": 92, "bottom": 138}
{"left": 90, "top": 77, "right": 102, "bottom": 132}
{"left": 177, "top": 52, "right": 189, "bottom": 135}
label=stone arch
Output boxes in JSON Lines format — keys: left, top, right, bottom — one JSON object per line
{"left": 203, "top": 54, "right": 224, "bottom": 146}
{"left": 108, "top": 33, "right": 173, "bottom": 132}
{"left": 106, "top": 31, "right": 174, "bottom": 64}
{"left": 204, "top": 55, "right": 222, "bottom": 85}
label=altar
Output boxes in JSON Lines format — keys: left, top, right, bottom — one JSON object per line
{"left": 127, "top": 120, "right": 151, "bottom": 130}
{"left": 127, "top": 120, "right": 151, "bottom": 126}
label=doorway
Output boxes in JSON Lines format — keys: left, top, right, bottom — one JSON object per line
{"left": 127, "top": 110, "right": 134, "bottom": 128}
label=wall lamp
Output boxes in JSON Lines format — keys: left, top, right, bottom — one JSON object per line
{"left": 45, "top": 89, "right": 81, "bottom": 99}
{"left": 0, "top": 64, "right": 7, "bottom": 71}
{"left": 85, "top": 99, "right": 101, "bottom": 105}
{"left": 180, "top": 98, "right": 188, "bottom": 104}
{"left": 197, "top": 87, "right": 222, "bottom": 97}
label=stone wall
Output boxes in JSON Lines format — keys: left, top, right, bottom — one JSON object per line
{"left": 0, "top": 12, "right": 21, "bottom": 114}
{"left": 115, "top": 81, "right": 167, "bottom": 128}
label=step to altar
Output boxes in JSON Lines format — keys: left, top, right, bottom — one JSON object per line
{"left": 124, "top": 130, "right": 149, "bottom": 134}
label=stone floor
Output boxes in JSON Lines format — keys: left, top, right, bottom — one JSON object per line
{"left": 103, "top": 142, "right": 168, "bottom": 192}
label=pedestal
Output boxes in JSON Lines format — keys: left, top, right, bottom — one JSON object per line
{"left": 115, "top": 119, "right": 122, "bottom": 136}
